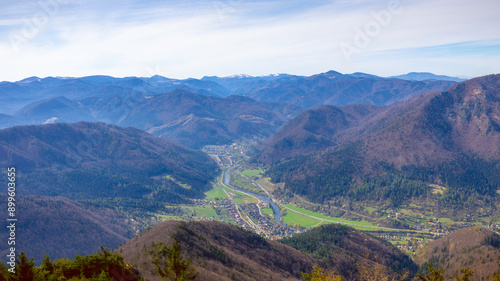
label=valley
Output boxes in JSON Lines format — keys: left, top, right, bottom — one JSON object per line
{"left": 2, "top": 0, "right": 500, "bottom": 278}
{"left": 146, "top": 140, "right": 500, "bottom": 258}
{"left": 1, "top": 72, "right": 500, "bottom": 279}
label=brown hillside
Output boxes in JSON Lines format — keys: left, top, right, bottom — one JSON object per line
{"left": 257, "top": 104, "right": 383, "bottom": 162}
{"left": 364, "top": 74, "right": 500, "bottom": 168}
{"left": 415, "top": 227, "right": 500, "bottom": 280}
{"left": 0, "top": 194, "right": 132, "bottom": 263}
{"left": 119, "top": 220, "right": 315, "bottom": 281}
{"left": 258, "top": 74, "right": 500, "bottom": 166}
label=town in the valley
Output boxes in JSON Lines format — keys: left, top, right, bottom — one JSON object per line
{"left": 168, "top": 141, "right": 500, "bottom": 254}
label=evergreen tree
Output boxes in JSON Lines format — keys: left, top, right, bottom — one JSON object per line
{"left": 0, "top": 261, "right": 12, "bottom": 281}
{"left": 13, "top": 252, "right": 34, "bottom": 281}
{"left": 418, "top": 265, "right": 445, "bottom": 281}
{"left": 454, "top": 269, "right": 474, "bottom": 281}
{"left": 40, "top": 254, "right": 54, "bottom": 275}
{"left": 151, "top": 240, "right": 198, "bottom": 281}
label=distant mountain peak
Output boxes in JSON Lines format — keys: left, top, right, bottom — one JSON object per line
{"left": 147, "top": 74, "right": 170, "bottom": 82}
{"left": 348, "top": 72, "right": 381, "bottom": 79}
{"left": 17, "top": 76, "right": 41, "bottom": 83}
{"left": 227, "top": 74, "right": 253, "bottom": 79}
{"left": 316, "top": 70, "right": 344, "bottom": 79}
{"left": 390, "top": 72, "right": 466, "bottom": 82}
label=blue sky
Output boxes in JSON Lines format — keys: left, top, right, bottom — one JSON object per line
{"left": 0, "top": 0, "right": 499, "bottom": 81}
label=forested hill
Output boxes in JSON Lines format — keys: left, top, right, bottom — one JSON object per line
{"left": 0, "top": 194, "right": 132, "bottom": 264}
{"left": 261, "top": 75, "right": 500, "bottom": 207}
{"left": 119, "top": 220, "right": 417, "bottom": 281}
{"left": 280, "top": 224, "right": 418, "bottom": 279}
{"left": 0, "top": 122, "right": 219, "bottom": 205}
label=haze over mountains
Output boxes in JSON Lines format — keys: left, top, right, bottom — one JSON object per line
{"left": 0, "top": 71, "right": 458, "bottom": 148}
{"left": 204, "top": 71, "right": 458, "bottom": 107}
{"left": 389, "top": 72, "right": 466, "bottom": 82}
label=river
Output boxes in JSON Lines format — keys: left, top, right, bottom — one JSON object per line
{"left": 223, "top": 166, "right": 284, "bottom": 226}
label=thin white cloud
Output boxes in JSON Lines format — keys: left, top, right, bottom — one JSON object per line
{"left": 0, "top": 0, "right": 499, "bottom": 81}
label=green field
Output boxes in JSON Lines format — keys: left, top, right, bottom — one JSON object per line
{"left": 221, "top": 184, "right": 246, "bottom": 197}
{"left": 261, "top": 208, "right": 274, "bottom": 219}
{"left": 156, "top": 214, "right": 183, "bottom": 221}
{"left": 282, "top": 210, "right": 322, "bottom": 228}
{"left": 285, "top": 205, "right": 378, "bottom": 227}
{"left": 205, "top": 183, "right": 228, "bottom": 200}
{"left": 320, "top": 221, "right": 379, "bottom": 231}
{"left": 399, "top": 208, "right": 423, "bottom": 216}
{"left": 183, "top": 205, "right": 220, "bottom": 220}
{"left": 390, "top": 240, "right": 409, "bottom": 245}
{"left": 261, "top": 208, "right": 273, "bottom": 215}
{"left": 239, "top": 169, "right": 265, "bottom": 177}
{"left": 230, "top": 173, "right": 266, "bottom": 196}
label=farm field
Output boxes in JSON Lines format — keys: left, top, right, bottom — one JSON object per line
{"left": 205, "top": 182, "right": 228, "bottom": 200}
{"left": 238, "top": 169, "right": 265, "bottom": 177}
{"left": 182, "top": 205, "right": 220, "bottom": 220}
{"left": 285, "top": 205, "right": 378, "bottom": 227}
{"left": 281, "top": 210, "right": 322, "bottom": 228}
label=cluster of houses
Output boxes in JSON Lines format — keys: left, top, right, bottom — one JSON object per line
{"left": 243, "top": 203, "right": 295, "bottom": 238}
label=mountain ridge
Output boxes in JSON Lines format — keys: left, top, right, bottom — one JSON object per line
{"left": 258, "top": 74, "right": 500, "bottom": 165}
{"left": 119, "top": 220, "right": 416, "bottom": 281}
{"left": 259, "top": 74, "right": 500, "bottom": 208}
{"left": 390, "top": 72, "right": 466, "bottom": 82}
{"left": 0, "top": 121, "right": 219, "bottom": 202}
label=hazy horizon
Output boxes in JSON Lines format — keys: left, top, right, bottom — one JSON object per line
{"left": 1, "top": 0, "right": 499, "bottom": 81}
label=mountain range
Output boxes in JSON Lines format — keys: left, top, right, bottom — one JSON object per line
{"left": 116, "top": 90, "right": 302, "bottom": 148}
{"left": 203, "top": 71, "right": 457, "bottom": 108}
{"left": 1, "top": 70, "right": 499, "bottom": 279}
{"left": 0, "top": 71, "right": 459, "bottom": 147}
{"left": 389, "top": 72, "right": 466, "bottom": 82}
{"left": 260, "top": 75, "right": 500, "bottom": 208}
{"left": 259, "top": 74, "right": 500, "bottom": 164}
{"left": 0, "top": 121, "right": 221, "bottom": 263}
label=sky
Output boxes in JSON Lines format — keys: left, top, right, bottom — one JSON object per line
{"left": 0, "top": 0, "right": 499, "bottom": 81}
